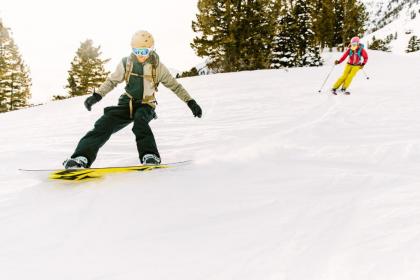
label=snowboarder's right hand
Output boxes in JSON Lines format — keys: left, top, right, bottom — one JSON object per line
{"left": 187, "top": 99, "right": 202, "bottom": 118}
{"left": 84, "top": 93, "right": 102, "bottom": 111}
{"left": 334, "top": 60, "right": 340, "bottom": 65}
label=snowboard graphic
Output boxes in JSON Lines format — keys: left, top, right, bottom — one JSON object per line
{"left": 49, "top": 165, "right": 170, "bottom": 181}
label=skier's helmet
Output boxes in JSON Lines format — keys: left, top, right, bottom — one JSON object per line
{"left": 350, "top": 36, "right": 360, "bottom": 44}
{"left": 350, "top": 36, "right": 360, "bottom": 50}
{"left": 131, "top": 30, "right": 154, "bottom": 49}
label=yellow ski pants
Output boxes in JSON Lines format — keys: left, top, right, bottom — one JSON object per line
{"left": 333, "top": 64, "right": 361, "bottom": 90}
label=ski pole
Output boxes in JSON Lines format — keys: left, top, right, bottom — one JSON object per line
{"left": 317, "top": 64, "right": 335, "bottom": 93}
{"left": 361, "top": 69, "right": 370, "bottom": 80}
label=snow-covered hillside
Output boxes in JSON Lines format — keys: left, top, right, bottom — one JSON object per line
{"left": 363, "top": 0, "right": 420, "bottom": 53}
{"left": 1, "top": 51, "right": 420, "bottom": 280}
{"left": 364, "top": 0, "right": 418, "bottom": 31}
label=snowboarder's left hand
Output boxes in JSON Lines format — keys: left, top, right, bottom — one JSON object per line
{"left": 84, "top": 93, "right": 102, "bottom": 111}
{"left": 334, "top": 60, "right": 340, "bottom": 65}
{"left": 359, "top": 64, "right": 365, "bottom": 69}
{"left": 187, "top": 100, "right": 202, "bottom": 118}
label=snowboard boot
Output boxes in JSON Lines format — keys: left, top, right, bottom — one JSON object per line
{"left": 331, "top": 88, "right": 338, "bottom": 95}
{"left": 63, "top": 156, "right": 88, "bottom": 169}
{"left": 142, "top": 154, "right": 161, "bottom": 165}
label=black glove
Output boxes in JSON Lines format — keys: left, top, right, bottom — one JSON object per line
{"left": 334, "top": 60, "right": 340, "bottom": 65}
{"left": 359, "top": 63, "right": 365, "bottom": 69}
{"left": 84, "top": 92, "right": 102, "bottom": 111}
{"left": 187, "top": 100, "right": 202, "bottom": 118}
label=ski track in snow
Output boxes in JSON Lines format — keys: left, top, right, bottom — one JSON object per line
{"left": 1, "top": 51, "right": 420, "bottom": 279}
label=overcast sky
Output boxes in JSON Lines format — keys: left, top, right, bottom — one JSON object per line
{"left": 1, "top": 0, "right": 203, "bottom": 102}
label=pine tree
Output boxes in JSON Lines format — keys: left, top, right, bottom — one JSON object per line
{"left": 330, "top": 0, "right": 367, "bottom": 49}
{"left": 176, "top": 67, "right": 199, "bottom": 78}
{"left": 369, "top": 36, "right": 391, "bottom": 52}
{"left": 312, "top": 0, "right": 335, "bottom": 49}
{"left": 333, "top": 0, "right": 345, "bottom": 48}
{"left": 293, "top": 0, "right": 323, "bottom": 66}
{"left": 272, "top": 1, "right": 323, "bottom": 68}
{"left": 191, "top": 0, "right": 225, "bottom": 72}
{"left": 342, "top": 0, "right": 367, "bottom": 44}
{"left": 406, "top": 35, "right": 420, "bottom": 53}
{"left": 0, "top": 21, "right": 8, "bottom": 113}
{"left": 65, "top": 39, "right": 110, "bottom": 97}
{"left": 271, "top": 7, "right": 298, "bottom": 68}
{"left": 236, "top": 0, "right": 279, "bottom": 70}
{"left": 191, "top": 0, "right": 279, "bottom": 73}
{"left": 0, "top": 19, "right": 31, "bottom": 113}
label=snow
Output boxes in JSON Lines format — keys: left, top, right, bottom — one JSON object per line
{"left": 363, "top": 0, "right": 420, "bottom": 53}
{"left": 1, "top": 50, "right": 420, "bottom": 279}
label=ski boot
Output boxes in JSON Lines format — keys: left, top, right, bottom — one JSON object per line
{"left": 331, "top": 88, "right": 338, "bottom": 95}
{"left": 142, "top": 154, "right": 161, "bottom": 165}
{"left": 341, "top": 88, "right": 350, "bottom": 95}
{"left": 63, "top": 156, "right": 88, "bottom": 169}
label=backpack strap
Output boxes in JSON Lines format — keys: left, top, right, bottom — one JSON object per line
{"left": 357, "top": 43, "right": 364, "bottom": 59}
{"left": 148, "top": 52, "right": 159, "bottom": 92}
{"left": 122, "top": 56, "right": 134, "bottom": 83}
{"left": 122, "top": 56, "right": 135, "bottom": 118}
{"left": 124, "top": 92, "right": 135, "bottom": 119}
{"left": 152, "top": 65, "right": 158, "bottom": 91}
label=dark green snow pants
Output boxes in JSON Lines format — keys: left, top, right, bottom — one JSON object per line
{"left": 72, "top": 104, "right": 159, "bottom": 167}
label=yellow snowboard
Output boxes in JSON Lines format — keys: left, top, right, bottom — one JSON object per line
{"left": 49, "top": 165, "right": 171, "bottom": 181}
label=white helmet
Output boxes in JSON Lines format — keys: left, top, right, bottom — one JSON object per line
{"left": 131, "top": 30, "right": 154, "bottom": 49}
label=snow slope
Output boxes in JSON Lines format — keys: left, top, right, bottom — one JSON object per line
{"left": 363, "top": 0, "right": 420, "bottom": 53}
{"left": 1, "top": 51, "right": 420, "bottom": 280}
{"left": 363, "top": 0, "right": 417, "bottom": 31}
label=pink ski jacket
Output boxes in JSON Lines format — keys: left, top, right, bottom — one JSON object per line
{"left": 338, "top": 46, "right": 368, "bottom": 65}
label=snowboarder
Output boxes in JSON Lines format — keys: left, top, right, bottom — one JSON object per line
{"left": 331, "top": 36, "right": 368, "bottom": 95}
{"left": 63, "top": 30, "right": 202, "bottom": 169}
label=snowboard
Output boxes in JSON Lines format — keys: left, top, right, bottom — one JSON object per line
{"left": 19, "top": 161, "right": 190, "bottom": 182}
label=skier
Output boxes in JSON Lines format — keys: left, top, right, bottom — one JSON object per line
{"left": 331, "top": 36, "right": 368, "bottom": 95}
{"left": 63, "top": 30, "right": 202, "bottom": 169}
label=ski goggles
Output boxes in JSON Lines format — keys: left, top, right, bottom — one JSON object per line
{"left": 350, "top": 43, "right": 358, "bottom": 50}
{"left": 132, "top": 47, "right": 153, "bottom": 56}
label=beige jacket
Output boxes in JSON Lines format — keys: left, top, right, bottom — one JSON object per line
{"left": 97, "top": 55, "right": 192, "bottom": 108}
